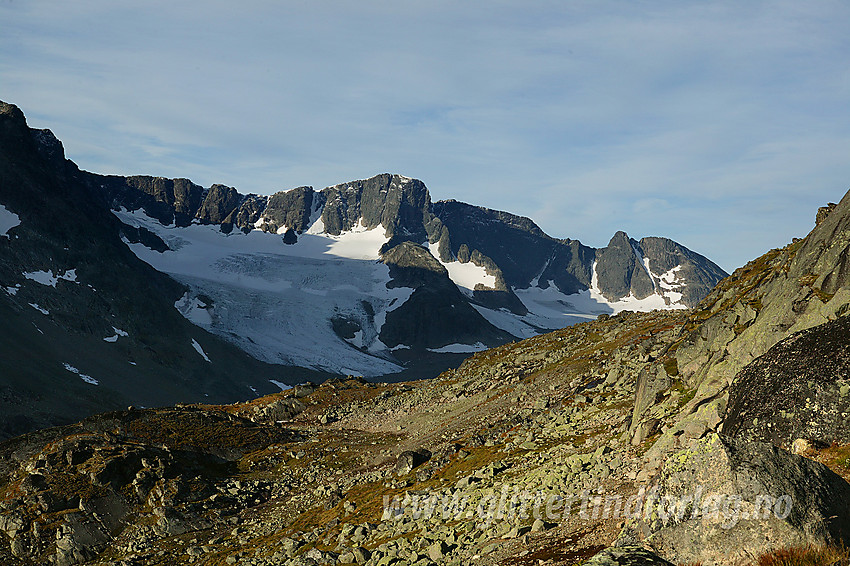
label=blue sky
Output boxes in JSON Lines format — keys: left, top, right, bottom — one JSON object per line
{"left": 2, "top": 1, "right": 849, "bottom": 271}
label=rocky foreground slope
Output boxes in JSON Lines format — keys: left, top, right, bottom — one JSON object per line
{"left": 3, "top": 184, "right": 850, "bottom": 566}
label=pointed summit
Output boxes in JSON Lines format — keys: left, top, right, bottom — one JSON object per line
{"left": 595, "top": 231, "right": 655, "bottom": 302}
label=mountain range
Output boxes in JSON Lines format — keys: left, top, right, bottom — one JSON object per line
{"left": 2, "top": 101, "right": 850, "bottom": 565}
{"left": 0, "top": 100, "right": 725, "bottom": 438}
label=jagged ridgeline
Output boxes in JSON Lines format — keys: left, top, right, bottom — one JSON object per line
{"left": 89, "top": 168, "right": 727, "bottom": 378}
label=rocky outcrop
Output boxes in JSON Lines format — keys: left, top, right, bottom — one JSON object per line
{"left": 0, "top": 407, "right": 299, "bottom": 565}
{"left": 724, "top": 313, "right": 850, "bottom": 447}
{"left": 639, "top": 192, "right": 850, "bottom": 472}
{"left": 639, "top": 236, "right": 729, "bottom": 306}
{"left": 196, "top": 183, "right": 242, "bottom": 226}
{"left": 260, "top": 186, "right": 318, "bottom": 234}
{"left": 322, "top": 174, "right": 431, "bottom": 241}
{"left": 115, "top": 176, "right": 207, "bottom": 227}
{"left": 395, "top": 448, "right": 431, "bottom": 476}
{"left": 621, "top": 433, "right": 850, "bottom": 565}
{"left": 432, "top": 199, "right": 593, "bottom": 292}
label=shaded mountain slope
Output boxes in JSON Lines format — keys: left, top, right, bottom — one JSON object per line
{"left": 0, "top": 102, "right": 326, "bottom": 439}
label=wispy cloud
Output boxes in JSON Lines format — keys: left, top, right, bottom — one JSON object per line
{"left": 1, "top": 0, "right": 849, "bottom": 270}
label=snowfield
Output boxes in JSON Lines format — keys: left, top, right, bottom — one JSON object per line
{"left": 428, "top": 242, "right": 496, "bottom": 294}
{"left": 115, "top": 209, "right": 408, "bottom": 376}
{"left": 473, "top": 261, "right": 688, "bottom": 339}
{"left": 114, "top": 208, "right": 692, "bottom": 376}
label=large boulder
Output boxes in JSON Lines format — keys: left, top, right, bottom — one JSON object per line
{"left": 620, "top": 433, "right": 850, "bottom": 565}
{"left": 395, "top": 448, "right": 432, "bottom": 476}
{"left": 724, "top": 314, "right": 850, "bottom": 448}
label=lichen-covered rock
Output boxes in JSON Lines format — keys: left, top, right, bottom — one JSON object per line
{"left": 395, "top": 448, "right": 431, "bottom": 476}
{"left": 630, "top": 364, "right": 671, "bottom": 442}
{"left": 647, "top": 192, "right": 850, "bottom": 473}
{"left": 621, "top": 433, "right": 850, "bottom": 565}
{"left": 724, "top": 314, "right": 850, "bottom": 448}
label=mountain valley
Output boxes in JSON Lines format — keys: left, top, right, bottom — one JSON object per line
{"left": 2, "top": 100, "right": 850, "bottom": 566}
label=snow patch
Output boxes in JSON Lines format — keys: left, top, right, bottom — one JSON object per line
{"left": 427, "top": 342, "right": 489, "bottom": 354}
{"left": 325, "top": 220, "right": 388, "bottom": 261}
{"left": 427, "top": 242, "right": 496, "bottom": 293}
{"left": 0, "top": 205, "right": 20, "bottom": 238}
{"left": 5, "top": 284, "right": 20, "bottom": 296}
{"left": 191, "top": 339, "right": 211, "bottom": 363}
{"left": 104, "top": 327, "right": 129, "bottom": 342}
{"left": 269, "top": 379, "right": 292, "bottom": 391}
{"left": 655, "top": 265, "right": 685, "bottom": 303}
{"left": 28, "top": 303, "right": 49, "bottom": 315}
{"left": 63, "top": 363, "right": 99, "bottom": 385}
{"left": 175, "top": 293, "right": 213, "bottom": 326}
{"left": 23, "top": 269, "right": 78, "bottom": 287}
{"left": 306, "top": 213, "right": 325, "bottom": 235}
{"left": 346, "top": 329, "right": 365, "bottom": 349}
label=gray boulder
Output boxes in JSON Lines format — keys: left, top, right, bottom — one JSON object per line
{"left": 620, "top": 433, "right": 850, "bottom": 565}
{"left": 395, "top": 448, "right": 431, "bottom": 476}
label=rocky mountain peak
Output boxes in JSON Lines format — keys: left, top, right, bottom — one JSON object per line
{"left": 321, "top": 174, "right": 432, "bottom": 241}
{"left": 595, "top": 230, "right": 655, "bottom": 302}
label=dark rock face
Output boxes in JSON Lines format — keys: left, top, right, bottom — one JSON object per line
{"left": 816, "top": 202, "right": 838, "bottom": 226}
{"left": 382, "top": 241, "right": 449, "bottom": 289}
{"left": 724, "top": 314, "right": 850, "bottom": 447}
{"left": 263, "top": 186, "right": 317, "bottom": 234}
{"left": 595, "top": 231, "right": 655, "bottom": 301}
{"left": 379, "top": 242, "right": 513, "bottom": 349}
{"left": 119, "top": 176, "right": 207, "bottom": 227}
{"left": 196, "top": 183, "right": 241, "bottom": 225}
{"left": 433, "top": 199, "right": 596, "bottom": 295}
{"left": 322, "top": 174, "right": 430, "bottom": 240}
{"left": 592, "top": 233, "right": 727, "bottom": 306}
{"left": 434, "top": 201, "right": 724, "bottom": 305}
{"left": 232, "top": 194, "right": 266, "bottom": 232}
{"left": 638, "top": 237, "right": 729, "bottom": 307}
